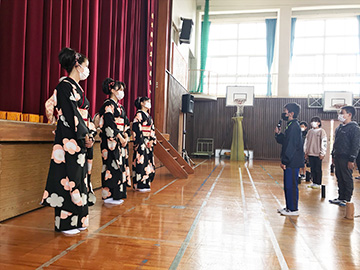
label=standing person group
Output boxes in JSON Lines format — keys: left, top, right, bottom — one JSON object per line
{"left": 42, "top": 47, "right": 156, "bottom": 235}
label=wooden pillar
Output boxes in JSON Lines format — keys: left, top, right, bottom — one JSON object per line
{"left": 154, "top": 0, "right": 172, "bottom": 133}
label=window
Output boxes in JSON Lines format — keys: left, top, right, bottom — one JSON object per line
{"left": 290, "top": 17, "right": 360, "bottom": 96}
{"left": 206, "top": 22, "right": 267, "bottom": 96}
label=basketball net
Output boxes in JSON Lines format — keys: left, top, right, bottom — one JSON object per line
{"left": 234, "top": 98, "right": 246, "bottom": 117}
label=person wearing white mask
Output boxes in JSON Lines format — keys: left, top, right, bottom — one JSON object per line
{"left": 98, "top": 78, "right": 128, "bottom": 205}
{"left": 132, "top": 97, "right": 156, "bottom": 192}
{"left": 304, "top": 117, "right": 327, "bottom": 189}
{"left": 330, "top": 106, "right": 360, "bottom": 207}
{"left": 41, "top": 48, "right": 95, "bottom": 235}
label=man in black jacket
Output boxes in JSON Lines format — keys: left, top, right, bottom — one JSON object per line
{"left": 329, "top": 106, "right": 360, "bottom": 207}
{"left": 275, "top": 103, "right": 304, "bottom": 216}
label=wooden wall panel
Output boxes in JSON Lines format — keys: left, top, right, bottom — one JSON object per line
{"left": 186, "top": 97, "right": 355, "bottom": 159}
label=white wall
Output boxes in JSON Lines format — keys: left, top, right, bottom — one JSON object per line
{"left": 194, "top": 0, "right": 360, "bottom": 96}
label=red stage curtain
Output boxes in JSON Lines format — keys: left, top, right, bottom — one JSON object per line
{"left": 0, "top": 0, "right": 158, "bottom": 120}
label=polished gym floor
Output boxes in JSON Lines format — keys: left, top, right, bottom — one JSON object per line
{"left": 1, "top": 158, "right": 359, "bottom": 269}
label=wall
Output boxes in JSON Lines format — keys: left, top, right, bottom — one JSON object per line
{"left": 186, "top": 97, "right": 359, "bottom": 159}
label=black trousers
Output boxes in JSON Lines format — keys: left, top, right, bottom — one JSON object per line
{"left": 308, "top": 156, "right": 322, "bottom": 185}
{"left": 334, "top": 158, "right": 354, "bottom": 201}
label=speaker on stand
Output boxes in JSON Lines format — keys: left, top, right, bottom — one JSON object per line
{"left": 181, "top": 94, "right": 195, "bottom": 166}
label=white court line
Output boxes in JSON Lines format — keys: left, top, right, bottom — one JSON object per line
{"left": 238, "top": 167, "right": 248, "bottom": 221}
{"left": 245, "top": 164, "right": 289, "bottom": 270}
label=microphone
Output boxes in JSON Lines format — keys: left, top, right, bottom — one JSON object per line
{"left": 277, "top": 119, "right": 282, "bottom": 128}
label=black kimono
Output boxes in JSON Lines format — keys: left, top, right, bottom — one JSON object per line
{"left": 132, "top": 110, "right": 156, "bottom": 189}
{"left": 42, "top": 77, "right": 96, "bottom": 231}
{"left": 99, "top": 99, "right": 128, "bottom": 200}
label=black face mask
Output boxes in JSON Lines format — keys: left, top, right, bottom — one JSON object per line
{"left": 281, "top": 112, "right": 289, "bottom": 121}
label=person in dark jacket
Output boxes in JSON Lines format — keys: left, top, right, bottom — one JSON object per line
{"left": 299, "top": 121, "right": 308, "bottom": 180}
{"left": 329, "top": 106, "right": 360, "bottom": 206}
{"left": 275, "top": 102, "right": 304, "bottom": 216}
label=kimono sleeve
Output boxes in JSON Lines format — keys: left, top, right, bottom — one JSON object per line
{"left": 102, "top": 104, "right": 120, "bottom": 139}
{"left": 56, "top": 82, "right": 88, "bottom": 141}
{"left": 132, "top": 112, "right": 144, "bottom": 145}
{"left": 150, "top": 118, "right": 157, "bottom": 145}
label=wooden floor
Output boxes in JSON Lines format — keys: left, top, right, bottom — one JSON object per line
{"left": 1, "top": 158, "right": 360, "bottom": 269}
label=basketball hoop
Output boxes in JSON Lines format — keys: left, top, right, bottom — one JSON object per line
{"left": 234, "top": 98, "right": 246, "bottom": 116}
{"left": 331, "top": 103, "right": 346, "bottom": 109}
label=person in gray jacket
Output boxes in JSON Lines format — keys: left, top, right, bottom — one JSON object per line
{"left": 329, "top": 106, "right": 360, "bottom": 207}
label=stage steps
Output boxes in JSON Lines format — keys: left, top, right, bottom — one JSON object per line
{"left": 154, "top": 128, "right": 194, "bottom": 179}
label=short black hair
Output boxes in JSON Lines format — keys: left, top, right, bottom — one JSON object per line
{"left": 341, "top": 105, "right": 356, "bottom": 119}
{"left": 310, "top": 116, "right": 322, "bottom": 127}
{"left": 134, "top": 96, "right": 150, "bottom": 110}
{"left": 300, "top": 121, "right": 308, "bottom": 127}
{"left": 58, "top": 47, "right": 87, "bottom": 74}
{"left": 284, "top": 102, "right": 301, "bottom": 118}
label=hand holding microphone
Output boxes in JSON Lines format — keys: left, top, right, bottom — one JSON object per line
{"left": 275, "top": 119, "right": 282, "bottom": 134}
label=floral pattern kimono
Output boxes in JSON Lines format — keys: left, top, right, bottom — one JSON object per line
{"left": 118, "top": 104, "right": 132, "bottom": 187}
{"left": 132, "top": 110, "right": 156, "bottom": 189}
{"left": 42, "top": 77, "right": 96, "bottom": 232}
{"left": 99, "top": 99, "right": 128, "bottom": 200}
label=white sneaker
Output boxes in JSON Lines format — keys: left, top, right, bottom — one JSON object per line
{"left": 307, "top": 183, "right": 320, "bottom": 189}
{"left": 138, "top": 188, "right": 151, "bottom": 192}
{"left": 78, "top": 227, "right": 87, "bottom": 231}
{"left": 277, "top": 207, "right": 287, "bottom": 213}
{"left": 280, "top": 209, "right": 299, "bottom": 216}
{"left": 62, "top": 229, "right": 80, "bottom": 235}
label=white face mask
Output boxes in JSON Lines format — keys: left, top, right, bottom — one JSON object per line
{"left": 115, "top": 91, "right": 124, "bottom": 100}
{"left": 338, "top": 114, "right": 346, "bottom": 123}
{"left": 301, "top": 127, "right": 305, "bottom": 132}
{"left": 144, "top": 102, "right": 151, "bottom": 109}
{"left": 311, "top": 122, "right": 318, "bottom": 128}
{"left": 78, "top": 66, "right": 90, "bottom": 81}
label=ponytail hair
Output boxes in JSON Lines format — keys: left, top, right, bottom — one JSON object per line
{"left": 58, "top": 47, "right": 87, "bottom": 74}
{"left": 102, "top": 77, "right": 122, "bottom": 95}
{"left": 134, "top": 96, "right": 150, "bottom": 110}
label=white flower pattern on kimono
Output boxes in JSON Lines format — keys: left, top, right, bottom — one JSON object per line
{"left": 60, "top": 177, "right": 75, "bottom": 191}
{"left": 55, "top": 216, "right": 60, "bottom": 229}
{"left": 88, "top": 193, "right": 96, "bottom": 204}
{"left": 105, "top": 127, "right": 114, "bottom": 138}
{"left": 105, "top": 170, "right": 112, "bottom": 180}
{"left": 87, "top": 160, "right": 93, "bottom": 174}
{"left": 77, "top": 153, "right": 86, "bottom": 167}
{"left": 60, "top": 115, "right": 70, "bottom": 127}
{"left": 101, "top": 164, "right": 107, "bottom": 173}
{"left": 111, "top": 160, "right": 119, "bottom": 170}
{"left": 71, "top": 215, "right": 78, "bottom": 227}
{"left": 102, "top": 149, "right": 108, "bottom": 160}
{"left": 102, "top": 187, "right": 111, "bottom": 199}
{"left": 46, "top": 193, "right": 64, "bottom": 207}
{"left": 107, "top": 139, "right": 117, "bottom": 150}
{"left": 52, "top": 144, "right": 65, "bottom": 164}
{"left": 81, "top": 193, "right": 88, "bottom": 206}
{"left": 63, "top": 138, "right": 81, "bottom": 155}
{"left": 81, "top": 216, "right": 89, "bottom": 228}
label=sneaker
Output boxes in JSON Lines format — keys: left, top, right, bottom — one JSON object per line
{"left": 300, "top": 175, "right": 306, "bottom": 180}
{"left": 338, "top": 200, "right": 348, "bottom": 207}
{"left": 307, "top": 183, "right": 320, "bottom": 189}
{"left": 62, "top": 229, "right": 80, "bottom": 235}
{"left": 329, "top": 198, "right": 341, "bottom": 204}
{"left": 281, "top": 209, "right": 299, "bottom": 216}
{"left": 277, "top": 207, "right": 287, "bottom": 213}
{"left": 78, "top": 227, "right": 87, "bottom": 231}
{"left": 355, "top": 176, "right": 360, "bottom": 180}
{"left": 138, "top": 188, "right": 151, "bottom": 192}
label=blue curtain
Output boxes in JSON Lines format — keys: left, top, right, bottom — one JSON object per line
{"left": 265, "top": 19, "right": 277, "bottom": 96}
{"left": 290, "top": 18, "right": 297, "bottom": 62}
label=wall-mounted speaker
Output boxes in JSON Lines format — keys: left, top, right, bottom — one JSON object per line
{"left": 182, "top": 94, "right": 194, "bottom": 114}
{"left": 179, "top": 18, "right": 193, "bottom": 44}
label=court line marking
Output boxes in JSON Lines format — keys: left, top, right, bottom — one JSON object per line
{"left": 238, "top": 167, "right": 248, "bottom": 221}
{"left": 245, "top": 164, "right": 289, "bottom": 270}
{"left": 194, "top": 159, "right": 207, "bottom": 168}
{"left": 169, "top": 165, "right": 225, "bottom": 270}
{"left": 259, "top": 164, "right": 326, "bottom": 269}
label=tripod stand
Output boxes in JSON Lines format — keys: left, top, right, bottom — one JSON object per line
{"left": 182, "top": 113, "right": 195, "bottom": 167}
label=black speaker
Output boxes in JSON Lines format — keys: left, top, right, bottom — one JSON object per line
{"left": 182, "top": 94, "right": 194, "bottom": 114}
{"left": 179, "top": 18, "right": 193, "bottom": 44}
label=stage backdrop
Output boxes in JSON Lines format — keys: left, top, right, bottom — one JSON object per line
{"left": 0, "top": 0, "right": 158, "bottom": 120}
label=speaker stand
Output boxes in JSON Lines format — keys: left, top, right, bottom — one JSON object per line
{"left": 182, "top": 113, "right": 195, "bottom": 167}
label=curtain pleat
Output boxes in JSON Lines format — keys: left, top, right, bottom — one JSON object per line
{"left": 0, "top": 0, "right": 158, "bottom": 120}
{"left": 265, "top": 18, "right": 277, "bottom": 97}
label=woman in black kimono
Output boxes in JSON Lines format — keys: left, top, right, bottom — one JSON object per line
{"left": 132, "top": 97, "right": 156, "bottom": 192}
{"left": 41, "top": 48, "right": 95, "bottom": 235}
{"left": 98, "top": 78, "right": 129, "bottom": 204}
